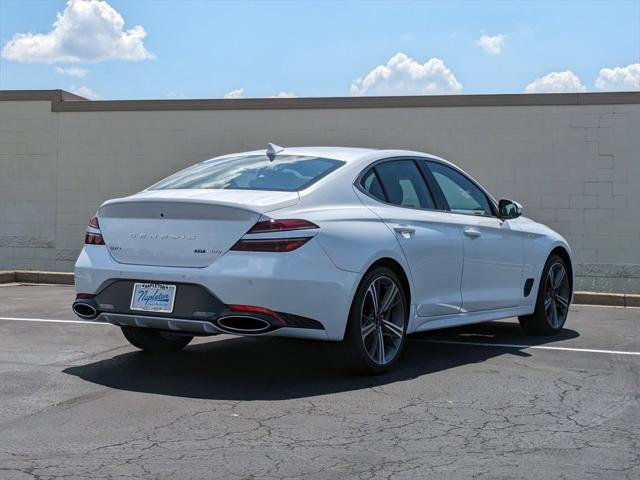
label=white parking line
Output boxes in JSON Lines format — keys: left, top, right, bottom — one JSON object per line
{"left": 412, "top": 339, "right": 640, "bottom": 356}
{"left": 0, "top": 316, "right": 107, "bottom": 325}
{"left": 1, "top": 316, "right": 638, "bottom": 356}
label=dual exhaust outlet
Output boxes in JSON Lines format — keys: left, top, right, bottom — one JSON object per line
{"left": 72, "top": 299, "right": 273, "bottom": 334}
{"left": 72, "top": 300, "right": 99, "bottom": 320}
{"left": 215, "top": 316, "right": 272, "bottom": 333}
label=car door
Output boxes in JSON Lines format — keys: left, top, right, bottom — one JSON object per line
{"left": 357, "top": 159, "right": 464, "bottom": 317}
{"left": 423, "top": 160, "right": 524, "bottom": 312}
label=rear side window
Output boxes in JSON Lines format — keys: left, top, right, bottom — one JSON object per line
{"left": 360, "top": 169, "right": 386, "bottom": 202}
{"left": 150, "top": 155, "right": 345, "bottom": 192}
{"left": 426, "top": 161, "right": 493, "bottom": 216}
{"left": 374, "top": 160, "right": 435, "bottom": 209}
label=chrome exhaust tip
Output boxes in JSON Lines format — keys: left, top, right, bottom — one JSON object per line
{"left": 216, "top": 315, "right": 271, "bottom": 334}
{"left": 72, "top": 301, "right": 99, "bottom": 320}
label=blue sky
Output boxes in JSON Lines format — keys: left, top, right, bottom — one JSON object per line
{"left": 0, "top": 0, "right": 638, "bottom": 100}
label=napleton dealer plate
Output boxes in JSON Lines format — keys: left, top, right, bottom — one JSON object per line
{"left": 130, "top": 283, "right": 176, "bottom": 313}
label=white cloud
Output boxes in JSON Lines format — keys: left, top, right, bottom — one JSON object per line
{"left": 69, "top": 85, "right": 101, "bottom": 100}
{"left": 223, "top": 88, "right": 244, "bottom": 99}
{"left": 165, "top": 92, "right": 185, "bottom": 99}
{"left": 1, "top": 0, "right": 153, "bottom": 63}
{"left": 271, "top": 91, "right": 297, "bottom": 98}
{"left": 595, "top": 63, "right": 640, "bottom": 91}
{"left": 351, "top": 53, "right": 463, "bottom": 96}
{"left": 475, "top": 34, "right": 505, "bottom": 55}
{"left": 55, "top": 66, "right": 87, "bottom": 77}
{"left": 524, "top": 70, "right": 587, "bottom": 93}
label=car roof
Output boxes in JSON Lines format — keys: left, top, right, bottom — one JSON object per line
{"left": 212, "top": 146, "right": 376, "bottom": 162}
{"left": 202, "top": 145, "right": 496, "bottom": 203}
{"left": 213, "top": 146, "right": 442, "bottom": 163}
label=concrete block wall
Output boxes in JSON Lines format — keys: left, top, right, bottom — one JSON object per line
{"left": 0, "top": 100, "right": 60, "bottom": 270}
{"left": 0, "top": 91, "right": 639, "bottom": 293}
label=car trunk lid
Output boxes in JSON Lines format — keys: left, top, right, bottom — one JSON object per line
{"left": 97, "top": 189, "right": 299, "bottom": 267}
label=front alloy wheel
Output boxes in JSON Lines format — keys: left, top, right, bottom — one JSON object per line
{"left": 544, "top": 262, "right": 571, "bottom": 329}
{"left": 334, "top": 266, "right": 408, "bottom": 373}
{"left": 519, "top": 254, "right": 571, "bottom": 335}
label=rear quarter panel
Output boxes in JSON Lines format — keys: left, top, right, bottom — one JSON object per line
{"left": 271, "top": 177, "right": 416, "bottom": 327}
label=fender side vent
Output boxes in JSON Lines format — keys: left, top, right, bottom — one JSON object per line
{"left": 523, "top": 278, "right": 535, "bottom": 297}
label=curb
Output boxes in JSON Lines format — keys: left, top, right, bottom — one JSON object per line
{"left": 573, "top": 291, "right": 640, "bottom": 308}
{"left": 0, "top": 270, "right": 74, "bottom": 286}
{"left": 0, "top": 271, "right": 15, "bottom": 284}
{"left": 0, "top": 270, "right": 637, "bottom": 306}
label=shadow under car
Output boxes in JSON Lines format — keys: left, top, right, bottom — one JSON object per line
{"left": 63, "top": 320, "right": 579, "bottom": 401}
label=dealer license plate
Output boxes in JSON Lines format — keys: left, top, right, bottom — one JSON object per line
{"left": 130, "top": 283, "right": 176, "bottom": 313}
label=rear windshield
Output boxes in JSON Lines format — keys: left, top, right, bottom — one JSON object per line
{"left": 150, "top": 154, "right": 345, "bottom": 192}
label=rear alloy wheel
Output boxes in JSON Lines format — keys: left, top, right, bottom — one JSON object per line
{"left": 334, "top": 266, "right": 408, "bottom": 374}
{"left": 121, "top": 326, "right": 193, "bottom": 352}
{"left": 519, "top": 254, "right": 571, "bottom": 335}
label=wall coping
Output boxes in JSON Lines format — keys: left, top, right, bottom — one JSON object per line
{"left": 1, "top": 89, "right": 639, "bottom": 112}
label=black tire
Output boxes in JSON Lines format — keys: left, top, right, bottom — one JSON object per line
{"left": 121, "top": 326, "right": 193, "bottom": 352}
{"left": 518, "top": 254, "right": 571, "bottom": 335}
{"left": 332, "top": 266, "right": 408, "bottom": 374}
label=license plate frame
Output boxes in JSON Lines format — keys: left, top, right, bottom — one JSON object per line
{"left": 130, "top": 282, "right": 177, "bottom": 313}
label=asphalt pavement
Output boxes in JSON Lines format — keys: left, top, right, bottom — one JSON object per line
{"left": 0, "top": 283, "right": 638, "bottom": 479}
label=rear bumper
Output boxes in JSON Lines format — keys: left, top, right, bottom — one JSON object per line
{"left": 82, "top": 312, "right": 330, "bottom": 340}
{"left": 74, "top": 240, "right": 360, "bottom": 341}
{"left": 73, "top": 279, "right": 326, "bottom": 338}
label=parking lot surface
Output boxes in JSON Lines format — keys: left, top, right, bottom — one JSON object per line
{"left": 0, "top": 283, "right": 638, "bottom": 479}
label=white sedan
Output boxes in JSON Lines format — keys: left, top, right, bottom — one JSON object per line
{"left": 73, "top": 145, "right": 573, "bottom": 373}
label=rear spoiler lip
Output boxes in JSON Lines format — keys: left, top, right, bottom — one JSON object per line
{"left": 99, "top": 190, "right": 301, "bottom": 215}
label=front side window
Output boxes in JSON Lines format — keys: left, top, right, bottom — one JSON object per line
{"left": 150, "top": 155, "right": 344, "bottom": 192}
{"left": 362, "top": 160, "right": 435, "bottom": 209}
{"left": 426, "top": 161, "right": 493, "bottom": 216}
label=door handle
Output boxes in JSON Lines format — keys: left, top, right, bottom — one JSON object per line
{"left": 463, "top": 227, "right": 482, "bottom": 238}
{"left": 393, "top": 226, "right": 415, "bottom": 238}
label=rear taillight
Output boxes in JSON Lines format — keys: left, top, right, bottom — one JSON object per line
{"left": 84, "top": 216, "right": 105, "bottom": 245}
{"left": 231, "top": 237, "right": 311, "bottom": 252}
{"left": 230, "top": 218, "right": 318, "bottom": 252}
{"left": 248, "top": 219, "right": 319, "bottom": 233}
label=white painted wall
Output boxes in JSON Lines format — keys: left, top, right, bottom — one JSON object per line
{"left": 1, "top": 98, "right": 639, "bottom": 292}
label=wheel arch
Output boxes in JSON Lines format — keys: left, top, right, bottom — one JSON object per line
{"left": 549, "top": 245, "right": 574, "bottom": 296}
{"left": 362, "top": 257, "right": 412, "bottom": 312}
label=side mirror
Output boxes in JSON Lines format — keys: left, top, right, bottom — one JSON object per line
{"left": 498, "top": 199, "right": 523, "bottom": 219}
